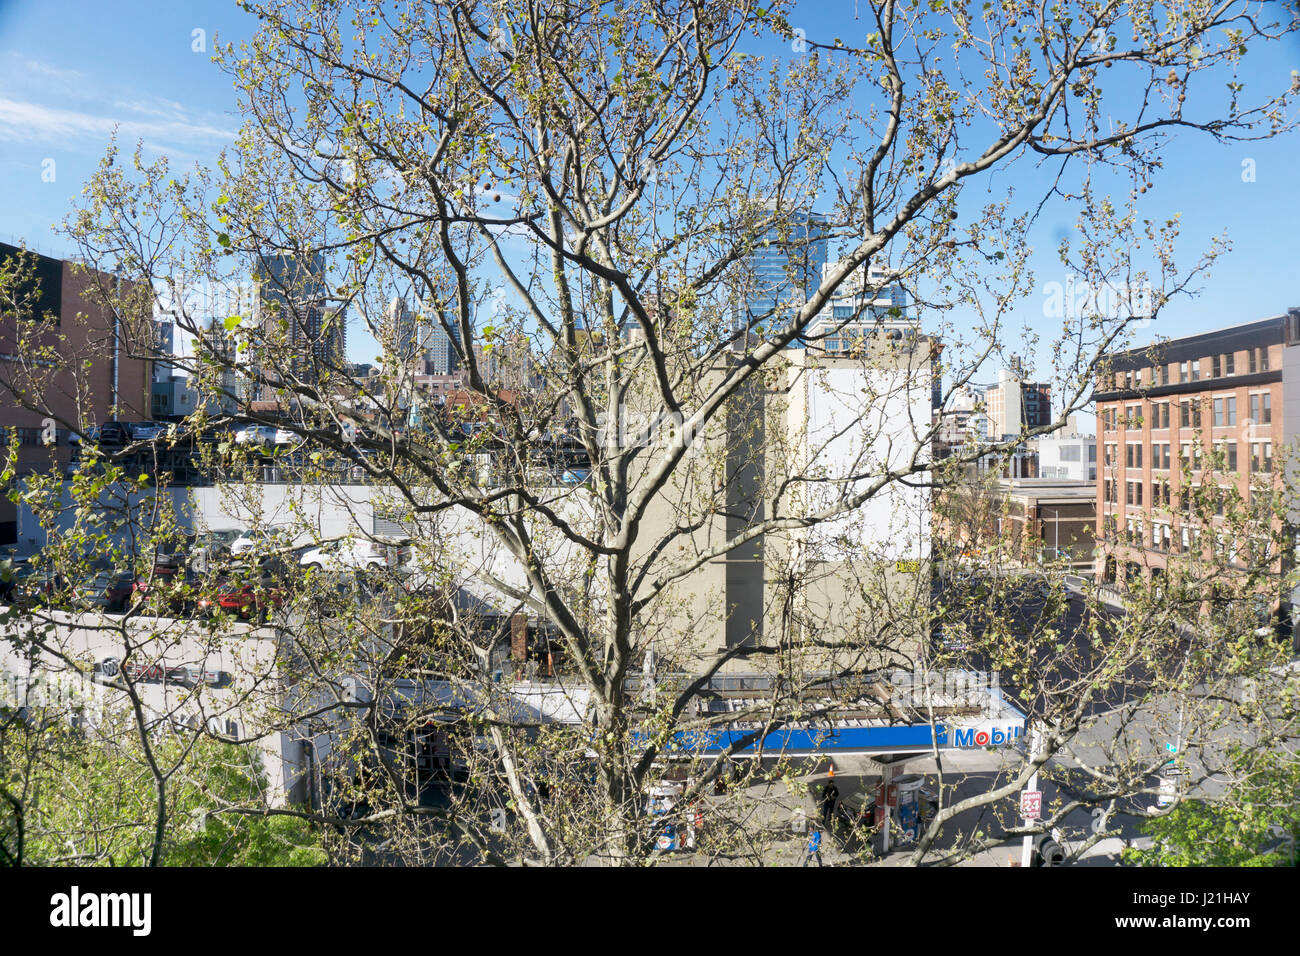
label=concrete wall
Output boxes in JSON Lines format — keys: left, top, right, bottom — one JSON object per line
{"left": 0, "top": 610, "right": 298, "bottom": 805}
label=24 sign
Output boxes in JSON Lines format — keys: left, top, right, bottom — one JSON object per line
{"left": 1021, "top": 790, "right": 1042, "bottom": 820}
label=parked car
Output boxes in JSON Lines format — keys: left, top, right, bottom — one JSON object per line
{"left": 299, "top": 569, "right": 380, "bottom": 618}
{"left": 133, "top": 562, "right": 205, "bottom": 616}
{"left": 194, "top": 528, "right": 242, "bottom": 560}
{"left": 74, "top": 570, "right": 138, "bottom": 613}
{"left": 1, "top": 558, "right": 68, "bottom": 607}
{"left": 229, "top": 525, "right": 297, "bottom": 557}
{"left": 69, "top": 422, "right": 129, "bottom": 449}
{"left": 195, "top": 559, "right": 289, "bottom": 621}
{"left": 234, "top": 425, "right": 279, "bottom": 447}
{"left": 97, "top": 422, "right": 131, "bottom": 446}
{"left": 235, "top": 425, "right": 297, "bottom": 447}
{"left": 299, "top": 536, "right": 412, "bottom": 571}
{"left": 149, "top": 531, "right": 199, "bottom": 566}
{"left": 126, "top": 421, "right": 167, "bottom": 441}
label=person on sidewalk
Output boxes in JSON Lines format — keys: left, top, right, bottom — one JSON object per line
{"left": 802, "top": 826, "right": 824, "bottom": 866}
{"left": 820, "top": 765, "right": 840, "bottom": 827}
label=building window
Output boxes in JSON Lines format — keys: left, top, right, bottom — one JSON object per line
{"left": 1249, "top": 392, "right": 1271, "bottom": 425}
{"left": 1225, "top": 352, "right": 1235, "bottom": 375}
{"left": 1213, "top": 439, "right": 1238, "bottom": 472}
{"left": 1212, "top": 396, "right": 1237, "bottom": 428}
{"left": 1212, "top": 354, "right": 1222, "bottom": 378}
{"left": 1251, "top": 442, "right": 1273, "bottom": 473}
{"left": 1126, "top": 443, "right": 1143, "bottom": 469}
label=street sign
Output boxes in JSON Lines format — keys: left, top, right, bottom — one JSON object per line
{"left": 1157, "top": 778, "right": 1177, "bottom": 809}
{"left": 1021, "top": 790, "right": 1042, "bottom": 820}
{"left": 895, "top": 559, "right": 921, "bottom": 573}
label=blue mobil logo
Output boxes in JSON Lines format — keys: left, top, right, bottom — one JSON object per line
{"left": 951, "top": 725, "right": 1022, "bottom": 748}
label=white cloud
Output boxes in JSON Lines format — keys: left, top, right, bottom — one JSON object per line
{"left": 0, "top": 52, "right": 85, "bottom": 85}
{"left": 0, "top": 97, "right": 236, "bottom": 147}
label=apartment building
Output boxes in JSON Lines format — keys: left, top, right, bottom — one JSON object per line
{"left": 0, "top": 243, "right": 152, "bottom": 541}
{"left": 1094, "top": 312, "right": 1300, "bottom": 632}
{"left": 985, "top": 368, "right": 1052, "bottom": 441}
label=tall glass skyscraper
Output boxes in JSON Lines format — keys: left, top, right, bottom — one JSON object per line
{"left": 739, "top": 208, "right": 830, "bottom": 338}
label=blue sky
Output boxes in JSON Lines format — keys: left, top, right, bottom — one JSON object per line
{"left": 1, "top": 0, "right": 1297, "bottom": 391}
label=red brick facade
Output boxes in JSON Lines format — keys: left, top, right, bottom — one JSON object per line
{"left": 1094, "top": 318, "right": 1285, "bottom": 586}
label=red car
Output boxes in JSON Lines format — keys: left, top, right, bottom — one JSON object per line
{"left": 195, "top": 562, "right": 288, "bottom": 621}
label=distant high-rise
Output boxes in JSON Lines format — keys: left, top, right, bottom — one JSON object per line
{"left": 386, "top": 297, "right": 419, "bottom": 366}
{"left": 398, "top": 284, "right": 465, "bottom": 377}
{"left": 737, "top": 206, "right": 829, "bottom": 333}
{"left": 255, "top": 252, "right": 345, "bottom": 394}
{"left": 423, "top": 314, "right": 462, "bottom": 377}
{"left": 153, "top": 314, "right": 177, "bottom": 384}
{"left": 805, "top": 260, "right": 915, "bottom": 351}
{"left": 986, "top": 368, "right": 1052, "bottom": 441}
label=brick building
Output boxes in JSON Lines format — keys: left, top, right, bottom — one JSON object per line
{"left": 0, "top": 243, "right": 153, "bottom": 543}
{"left": 1094, "top": 312, "right": 1300, "bottom": 637}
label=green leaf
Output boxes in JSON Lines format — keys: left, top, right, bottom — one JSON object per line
{"left": 224, "top": 314, "right": 243, "bottom": 331}
{"left": 216, "top": 232, "right": 231, "bottom": 248}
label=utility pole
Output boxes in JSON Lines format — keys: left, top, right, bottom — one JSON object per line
{"left": 1021, "top": 724, "right": 1042, "bottom": 868}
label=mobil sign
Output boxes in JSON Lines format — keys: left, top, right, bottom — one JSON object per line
{"left": 945, "top": 723, "right": 1023, "bottom": 749}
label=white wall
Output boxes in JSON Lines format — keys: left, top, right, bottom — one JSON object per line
{"left": 795, "top": 360, "right": 931, "bottom": 561}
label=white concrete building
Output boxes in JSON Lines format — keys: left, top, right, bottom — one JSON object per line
{"left": 1034, "top": 425, "right": 1097, "bottom": 481}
